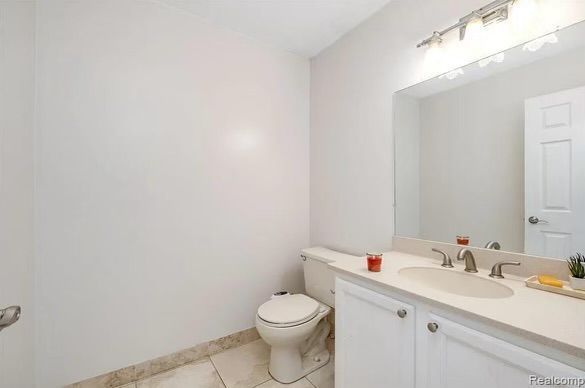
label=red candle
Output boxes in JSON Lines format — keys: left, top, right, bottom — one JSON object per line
{"left": 456, "top": 235, "right": 470, "bottom": 245}
{"left": 367, "top": 253, "right": 383, "bottom": 272}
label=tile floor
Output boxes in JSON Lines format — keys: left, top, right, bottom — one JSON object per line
{"left": 122, "top": 339, "right": 334, "bottom": 388}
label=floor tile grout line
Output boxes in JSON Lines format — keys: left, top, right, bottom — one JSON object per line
{"left": 208, "top": 357, "right": 229, "bottom": 388}
{"left": 306, "top": 377, "right": 318, "bottom": 388}
{"left": 211, "top": 338, "right": 273, "bottom": 388}
{"left": 250, "top": 376, "right": 273, "bottom": 387}
{"left": 249, "top": 376, "right": 317, "bottom": 388}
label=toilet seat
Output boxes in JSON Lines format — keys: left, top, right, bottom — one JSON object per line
{"left": 257, "top": 294, "right": 320, "bottom": 327}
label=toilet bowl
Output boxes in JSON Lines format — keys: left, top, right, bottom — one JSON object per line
{"left": 256, "top": 293, "right": 331, "bottom": 383}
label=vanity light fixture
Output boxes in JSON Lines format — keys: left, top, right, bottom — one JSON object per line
{"left": 417, "top": 0, "right": 514, "bottom": 49}
{"left": 478, "top": 52, "right": 505, "bottom": 67}
{"left": 522, "top": 32, "right": 558, "bottom": 52}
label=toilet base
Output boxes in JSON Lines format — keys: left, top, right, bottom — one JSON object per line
{"left": 269, "top": 348, "right": 330, "bottom": 384}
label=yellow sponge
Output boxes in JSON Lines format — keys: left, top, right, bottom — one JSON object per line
{"left": 538, "top": 275, "right": 563, "bottom": 288}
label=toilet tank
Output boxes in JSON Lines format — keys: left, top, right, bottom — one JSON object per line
{"left": 301, "top": 247, "right": 360, "bottom": 308}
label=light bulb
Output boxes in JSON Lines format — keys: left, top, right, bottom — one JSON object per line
{"left": 424, "top": 34, "right": 444, "bottom": 73}
{"left": 482, "top": 15, "right": 509, "bottom": 53}
{"left": 465, "top": 15, "right": 484, "bottom": 44}
{"left": 425, "top": 38, "right": 442, "bottom": 64}
{"left": 511, "top": 0, "right": 538, "bottom": 34}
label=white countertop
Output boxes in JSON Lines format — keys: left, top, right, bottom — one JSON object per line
{"left": 328, "top": 250, "right": 585, "bottom": 361}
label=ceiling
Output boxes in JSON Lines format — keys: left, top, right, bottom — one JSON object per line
{"left": 158, "top": 0, "right": 392, "bottom": 57}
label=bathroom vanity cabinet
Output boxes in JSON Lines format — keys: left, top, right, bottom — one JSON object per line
{"left": 335, "top": 277, "right": 585, "bottom": 388}
{"left": 335, "top": 277, "right": 415, "bottom": 387}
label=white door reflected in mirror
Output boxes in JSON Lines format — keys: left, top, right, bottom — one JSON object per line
{"left": 524, "top": 86, "right": 585, "bottom": 258}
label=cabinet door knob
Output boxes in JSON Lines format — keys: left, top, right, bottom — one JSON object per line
{"left": 330, "top": 289, "right": 335, "bottom": 295}
{"left": 397, "top": 309, "right": 407, "bottom": 318}
{"left": 427, "top": 322, "right": 439, "bottom": 333}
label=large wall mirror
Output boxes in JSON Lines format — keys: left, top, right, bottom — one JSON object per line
{"left": 394, "top": 20, "right": 585, "bottom": 260}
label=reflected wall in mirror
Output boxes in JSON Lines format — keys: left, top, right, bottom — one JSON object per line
{"left": 394, "top": 21, "right": 585, "bottom": 260}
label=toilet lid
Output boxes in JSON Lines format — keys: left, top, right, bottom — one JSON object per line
{"left": 257, "top": 294, "right": 320, "bottom": 325}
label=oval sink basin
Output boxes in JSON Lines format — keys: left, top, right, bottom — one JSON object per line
{"left": 399, "top": 267, "right": 514, "bottom": 299}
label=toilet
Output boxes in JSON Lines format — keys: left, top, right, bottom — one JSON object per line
{"left": 256, "top": 248, "right": 336, "bottom": 383}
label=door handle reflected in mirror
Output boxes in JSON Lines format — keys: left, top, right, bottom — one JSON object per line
{"left": 528, "top": 216, "right": 548, "bottom": 225}
{"left": 0, "top": 306, "right": 21, "bottom": 332}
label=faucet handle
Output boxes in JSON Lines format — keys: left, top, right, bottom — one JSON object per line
{"left": 432, "top": 248, "right": 454, "bottom": 268}
{"left": 489, "top": 261, "right": 520, "bottom": 279}
{"left": 484, "top": 241, "right": 501, "bottom": 250}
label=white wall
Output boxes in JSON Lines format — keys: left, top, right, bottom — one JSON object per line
{"left": 310, "top": 0, "right": 585, "bottom": 254}
{"left": 394, "top": 94, "right": 420, "bottom": 238}
{"left": 418, "top": 48, "right": 585, "bottom": 252}
{"left": 0, "top": 2, "right": 36, "bottom": 387}
{"left": 34, "top": 1, "right": 309, "bottom": 386}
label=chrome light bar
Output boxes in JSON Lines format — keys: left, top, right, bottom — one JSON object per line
{"left": 416, "top": 0, "right": 514, "bottom": 48}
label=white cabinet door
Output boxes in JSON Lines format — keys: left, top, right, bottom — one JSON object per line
{"left": 335, "top": 278, "right": 415, "bottom": 388}
{"left": 421, "top": 314, "right": 585, "bottom": 388}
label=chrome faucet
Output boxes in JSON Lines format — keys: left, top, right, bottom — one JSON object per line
{"left": 431, "top": 248, "right": 453, "bottom": 268}
{"left": 489, "top": 261, "right": 520, "bottom": 278}
{"left": 457, "top": 248, "right": 478, "bottom": 273}
{"left": 484, "top": 241, "right": 501, "bottom": 250}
